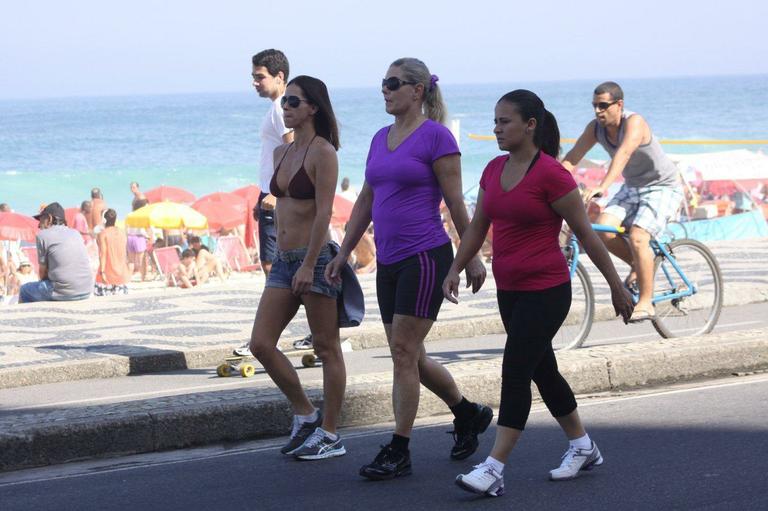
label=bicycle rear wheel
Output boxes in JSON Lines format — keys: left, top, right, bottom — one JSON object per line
{"left": 553, "top": 261, "right": 594, "bottom": 350}
{"left": 651, "top": 239, "right": 723, "bottom": 338}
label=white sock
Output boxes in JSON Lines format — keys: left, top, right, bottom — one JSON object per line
{"left": 297, "top": 409, "right": 318, "bottom": 424}
{"left": 484, "top": 456, "right": 504, "bottom": 474}
{"left": 317, "top": 427, "right": 338, "bottom": 441}
{"left": 569, "top": 433, "right": 591, "bottom": 450}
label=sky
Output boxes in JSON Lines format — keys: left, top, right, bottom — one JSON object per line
{"left": 1, "top": 0, "right": 766, "bottom": 99}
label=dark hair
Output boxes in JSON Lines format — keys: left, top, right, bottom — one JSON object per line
{"left": 91, "top": 187, "right": 103, "bottom": 199}
{"left": 252, "top": 49, "right": 289, "bottom": 81}
{"left": 181, "top": 249, "right": 195, "bottom": 259}
{"left": 594, "top": 81, "right": 624, "bottom": 101}
{"left": 130, "top": 181, "right": 139, "bottom": 188}
{"left": 188, "top": 235, "right": 201, "bottom": 244}
{"left": 104, "top": 208, "right": 117, "bottom": 227}
{"left": 0, "top": 203, "right": 9, "bottom": 212}
{"left": 498, "top": 90, "right": 560, "bottom": 158}
{"left": 81, "top": 200, "right": 91, "bottom": 211}
{"left": 287, "top": 75, "right": 340, "bottom": 150}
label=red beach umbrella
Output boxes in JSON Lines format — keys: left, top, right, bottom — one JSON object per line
{"left": 191, "top": 201, "right": 244, "bottom": 231}
{"left": 0, "top": 212, "right": 39, "bottom": 241}
{"left": 331, "top": 195, "right": 354, "bottom": 226}
{"left": 193, "top": 192, "right": 248, "bottom": 214}
{"left": 64, "top": 207, "right": 79, "bottom": 228}
{"left": 145, "top": 186, "right": 196, "bottom": 204}
{"left": 232, "top": 184, "right": 261, "bottom": 206}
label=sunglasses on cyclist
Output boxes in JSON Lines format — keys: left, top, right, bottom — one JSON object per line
{"left": 592, "top": 100, "right": 619, "bottom": 111}
{"left": 281, "top": 95, "right": 310, "bottom": 108}
{"left": 382, "top": 77, "right": 417, "bottom": 91}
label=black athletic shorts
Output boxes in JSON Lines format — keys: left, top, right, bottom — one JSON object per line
{"left": 376, "top": 242, "right": 454, "bottom": 323}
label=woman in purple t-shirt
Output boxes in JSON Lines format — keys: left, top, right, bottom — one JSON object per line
{"left": 326, "top": 58, "right": 489, "bottom": 480}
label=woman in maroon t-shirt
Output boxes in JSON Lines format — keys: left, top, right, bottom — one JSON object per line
{"left": 444, "top": 90, "right": 634, "bottom": 497}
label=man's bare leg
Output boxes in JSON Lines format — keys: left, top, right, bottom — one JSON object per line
{"left": 628, "top": 225, "right": 655, "bottom": 314}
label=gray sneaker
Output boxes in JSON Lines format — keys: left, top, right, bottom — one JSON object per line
{"left": 232, "top": 344, "right": 252, "bottom": 357}
{"left": 292, "top": 428, "right": 346, "bottom": 460}
{"left": 280, "top": 411, "right": 323, "bottom": 455}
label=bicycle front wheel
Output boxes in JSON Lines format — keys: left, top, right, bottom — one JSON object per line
{"left": 553, "top": 261, "right": 595, "bottom": 350}
{"left": 651, "top": 239, "right": 723, "bottom": 338}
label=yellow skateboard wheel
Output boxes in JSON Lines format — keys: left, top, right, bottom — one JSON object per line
{"left": 301, "top": 354, "right": 316, "bottom": 368}
{"left": 216, "top": 364, "right": 229, "bottom": 377}
{"left": 240, "top": 364, "right": 256, "bottom": 378}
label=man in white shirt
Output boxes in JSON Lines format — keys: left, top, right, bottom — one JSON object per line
{"left": 252, "top": 49, "right": 294, "bottom": 276}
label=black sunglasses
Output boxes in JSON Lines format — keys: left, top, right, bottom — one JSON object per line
{"left": 281, "top": 95, "right": 310, "bottom": 108}
{"left": 382, "top": 77, "right": 417, "bottom": 91}
{"left": 592, "top": 100, "right": 619, "bottom": 111}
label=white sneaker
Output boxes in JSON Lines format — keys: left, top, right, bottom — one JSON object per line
{"left": 549, "top": 442, "right": 603, "bottom": 481}
{"left": 232, "top": 344, "right": 252, "bottom": 357}
{"left": 455, "top": 462, "right": 505, "bottom": 497}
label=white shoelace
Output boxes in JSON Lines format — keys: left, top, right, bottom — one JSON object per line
{"left": 558, "top": 445, "right": 582, "bottom": 469}
{"left": 302, "top": 429, "right": 325, "bottom": 448}
{"left": 289, "top": 416, "right": 302, "bottom": 439}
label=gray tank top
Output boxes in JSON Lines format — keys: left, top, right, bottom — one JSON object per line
{"left": 594, "top": 110, "right": 679, "bottom": 188}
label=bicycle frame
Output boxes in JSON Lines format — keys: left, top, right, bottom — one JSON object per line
{"left": 565, "top": 224, "right": 698, "bottom": 305}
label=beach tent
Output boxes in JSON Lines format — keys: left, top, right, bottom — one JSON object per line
{"left": 670, "top": 150, "right": 768, "bottom": 196}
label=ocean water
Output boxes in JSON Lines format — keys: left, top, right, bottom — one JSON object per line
{"left": 2, "top": 75, "right": 766, "bottom": 217}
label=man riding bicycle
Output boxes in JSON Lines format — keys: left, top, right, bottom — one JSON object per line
{"left": 561, "top": 81, "right": 684, "bottom": 323}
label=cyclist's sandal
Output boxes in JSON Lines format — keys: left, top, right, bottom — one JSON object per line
{"left": 629, "top": 307, "right": 655, "bottom": 323}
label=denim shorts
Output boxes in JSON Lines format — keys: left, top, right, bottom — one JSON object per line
{"left": 265, "top": 243, "right": 341, "bottom": 298}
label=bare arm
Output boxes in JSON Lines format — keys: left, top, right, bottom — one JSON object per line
{"left": 561, "top": 121, "right": 598, "bottom": 172}
{"left": 337, "top": 181, "right": 373, "bottom": 259}
{"left": 434, "top": 154, "right": 486, "bottom": 292}
{"left": 589, "top": 115, "right": 646, "bottom": 198}
{"left": 302, "top": 144, "right": 338, "bottom": 269}
{"left": 97, "top": 232, "right": 108, "bottom": 282}
{"left": 450, "top": 189, "right": 491, "bottom": 274}
{"left": 551, "top": 189, "right": 634, "bottom": 322}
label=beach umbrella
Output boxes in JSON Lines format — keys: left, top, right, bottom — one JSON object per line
{"left": 331, "top": 194, "right": 354, "bottom": 226}
{"left": 232, "top": 184, "right": 261, "bottom": 205}
{"left": 144, "top": 185, "right": 196, "bottom": 204}
{"left": 191, "top": 201, "right": 244, "bottom": 231}
{"left": 232, "top": 185, "right": 262, "bottom": 248}
{"left": 64, "top": 207, "right": 79, "bottom": 228}
{"left": 193, "top": 192, "right": 248, "bottom": 214}
{"left": 0, "top": 212, "right": 39, "bottom": 241}
{"left": 125, "top": 201, "right": 208, "bottom": 230}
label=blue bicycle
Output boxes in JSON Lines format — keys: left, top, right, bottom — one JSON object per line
{"left": 555, "top": 225, "right": 724, "bottom": 350}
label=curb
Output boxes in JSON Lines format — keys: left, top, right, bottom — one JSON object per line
{"left": 3, "top": 286, "right": 767, "bottom": 390}
{"left": 2, "top": 328, "right": 767, "bottom": 472}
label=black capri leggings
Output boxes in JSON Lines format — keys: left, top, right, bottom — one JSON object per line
{"left": 496, "top": 281, "right": 577, "bottom": 430}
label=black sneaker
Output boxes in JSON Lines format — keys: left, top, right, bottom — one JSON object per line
{"left": 359, "top": 444, "right": 412, "bottom": 480}
{"left": 449, "top": 404, "right": 494, "bottom": 460}
{"left": 280, "top": 411, "right": 323, "bottom": 455}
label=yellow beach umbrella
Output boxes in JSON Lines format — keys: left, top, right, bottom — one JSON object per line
{"left": 125, "top": 201, "right": 208, "bottom": 230}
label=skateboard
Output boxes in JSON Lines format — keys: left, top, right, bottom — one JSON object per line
{"left": 216, "top": 350, "right": 321, "bottom": 378}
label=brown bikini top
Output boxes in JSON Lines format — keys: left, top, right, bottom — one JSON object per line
{"left": 269, "top": 137, "right": 316, "bottom": 200}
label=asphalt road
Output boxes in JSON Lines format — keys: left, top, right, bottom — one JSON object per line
{"left": 1, "top": 302, "right": 766, "bottom": 413}
{"left": 1, "top": 373, "right": 767, "bottom": 511}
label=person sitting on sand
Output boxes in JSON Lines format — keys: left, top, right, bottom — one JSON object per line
{"left": 168, "top": 249, "right": 198, "bottom": 288}
{"left": 188, "top": 236, "right": 228, "bottom": 284}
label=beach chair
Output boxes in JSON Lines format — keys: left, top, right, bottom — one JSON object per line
{"left": 152, "top": 245, "right": 183, "bottom": 286}
{"left": 216, "top": 236, "right": 260, "bottom": 272}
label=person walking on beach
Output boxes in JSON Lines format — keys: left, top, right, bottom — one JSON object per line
{"left": 248, "top": 75, "right": 349, "bottom": 460}
{"left": 87, "top": 188, "right": 107, "bottom": 234}
{"left": 444, "top": 90, "right": 634, "bottom": 497}
{"left": 252, "top": 49, "right": 294, "bottom": 277}
{"left": 561, "top": 81, "right": 683, "bottom": 322}
{"left": 94, "top": 209, "right": 130, "bottom": 296}
{"left": 325, "top": 58, "right": 491, "bottom": 480}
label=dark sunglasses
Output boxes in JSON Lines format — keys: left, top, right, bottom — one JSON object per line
{"left": 382, "top": 77, "right": 417, "bottom": 91}
{"left": 592, "top": 100, "right": 619, "bottom": 111}
{"left": 281, "top": 95, "right": 310, "bottom": 108}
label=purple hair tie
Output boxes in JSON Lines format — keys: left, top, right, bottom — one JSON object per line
{"left": 429, "top": 74, "right": 439, "bottom": 92}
